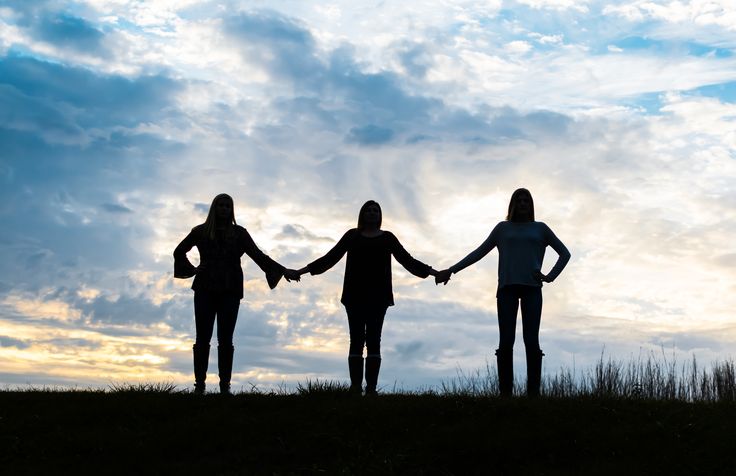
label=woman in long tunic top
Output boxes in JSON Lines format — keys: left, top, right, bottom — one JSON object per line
{"left": 436, "top": 188, "right": 570, "bottom": 397}
{"left": 297, "top": 200, "right": 438, "bottom": 395}
{"left": 174, "top": 193, "right": 297, "bottom": 394}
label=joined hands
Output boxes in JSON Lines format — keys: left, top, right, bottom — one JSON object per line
{"left": 283, "top": 269, "right": 302, "bottom": 282}
{"left": 435, "top": 269, "right": 452, "bottom": 286}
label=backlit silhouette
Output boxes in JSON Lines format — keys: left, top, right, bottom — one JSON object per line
{"left": 296, "top": 200, "right": 438, "bottom": 395}
{"left": 436, "top": 188, "right": 570, "bottom": 397}
{"left": 174, "top": 193, "right": 300, "bottom": 394}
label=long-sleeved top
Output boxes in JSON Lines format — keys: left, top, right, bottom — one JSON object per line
{"left": 307, "top": 229, "right": 432, "bottom": 308}
{"left": 449, "top": 221, "right": 570, "bottom": 292}
{"left": 174, "top": 224, "right": 284, "bottom": 299}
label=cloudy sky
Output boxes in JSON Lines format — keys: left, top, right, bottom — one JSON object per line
{"left": 1, "top": 0, "right": 735, "bottom": 391}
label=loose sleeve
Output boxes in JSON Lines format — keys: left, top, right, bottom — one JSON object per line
{"left": 307, "top": 230, "right": 354, "bottom": 275}
{"left": 543, "top": 224, "right": 570, "bottom": 282}
{"left": 448, "top": 224, "right": 499, "bottom": 275}
{"left": 240, "top": 228, "right": 285, "bottom": 289}
{"left": 173, "top": 228, "right": 199, "bottom": 279}
{"left": 389, "top": 233, "right": 432, "bottom": 278}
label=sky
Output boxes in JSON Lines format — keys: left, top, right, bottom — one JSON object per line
{"left": 0, "top": 0, "right": 735, "bottom": 391}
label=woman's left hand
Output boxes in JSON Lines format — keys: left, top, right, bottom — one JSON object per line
{"left": 284, "top": 269, "right": 302, "bottom": 282}
{"left": 534, "top": 271, "right": 549, "bottom": 283}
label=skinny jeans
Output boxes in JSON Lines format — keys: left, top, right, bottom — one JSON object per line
{"left": 496, "top": 284, "right": 542, "bottom": 353}
{"left": 193, "top": 290, "right": 240, "bottom": 346}
{"left": 345, "top": 304, "right": 388, "bottom": 357}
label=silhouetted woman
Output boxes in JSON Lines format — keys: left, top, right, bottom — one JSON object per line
{"left": 436, "top": 188, "right": 570, "bottom": 397}
{"left": 174, "top": 193, "right": 298, "bottom": 394}
{"left": 296, "top": 200, "right": 438, "bottom": 395}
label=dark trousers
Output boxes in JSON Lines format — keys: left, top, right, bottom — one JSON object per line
{"left": 496, "top": 285, "right": 543, "bottom": 353}
{"left": 194, "top": 291, "right": 240, "bottom": 346}
{"left": 345, "top": 304, "right": 388, "bottom": 357}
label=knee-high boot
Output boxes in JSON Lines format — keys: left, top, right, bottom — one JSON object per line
{"left": 193, "top": 343, "right": 210, "bottom": 394}
{"left": 364, "top": 356, "right": 382, "bottom": 395}
{"left": 218, "top": 345, "right": 234, "bottom": 394}
{"left": 526, "top": 349, "right": 544, "bottom": 398}
{"left": 495, "top": 348, "right": 514, "bottom": 397}
{"left": 348, "top": 356, "right": 364, "bottom": 394}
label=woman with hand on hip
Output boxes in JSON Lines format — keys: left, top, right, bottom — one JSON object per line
{"left": 174, "top": 193, "right": 301, "bottom": 394}
{"left": 296, "top": 200, "right": 438, "bottom": 395}
{"left": 436, "top": 188, "right": 570, "bottom": 397}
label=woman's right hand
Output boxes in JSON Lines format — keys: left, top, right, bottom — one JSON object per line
{"left": 283, "top": 269, "right": 302, "bottom": 282}
{"left": 195, "top": 263, "right": 207, "bottom": 274}
{"left": 435, "top": 269, "right": 452, "bottom": 286}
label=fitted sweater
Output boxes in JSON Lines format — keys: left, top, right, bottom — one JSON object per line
{"left": 308, "top": 229, "right": 432, "bottom": 308}
{"left": 449, "top": 221, "right": 570, "bottom": 291}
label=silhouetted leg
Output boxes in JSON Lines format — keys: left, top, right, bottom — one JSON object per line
{"left": 525, "top": 349, "right": 544, "bottom": 398}
{"left": 217, "top": 345, "right": 234, "bottom": 395}
{"left": 495, "top": 348, "right": 513, "bottom": 397}
{"left": 216, "top": 295, "right": 240, "bottom": 395}
{"left": 521, "top": 286, "right": 544, "bottom": 397}
{"left": 193, "top": 291, "right": 217, "bottom": 393}
{"left": 364, "top": 356, "right": 382, "bottom": 396}
{"left": 192, "top": 344, "right": 209, "bottom": 395}
{"left": 348, "top": 356, "right": 364, "bottom": 394}
{"left": 345, "top": 306, "right": 367, "bottom": 391}
{"left": 364, "top": 306, "right": 387, "bottom": 395}
{"left": 496, "top": 285, "right": 520, "bottom": 397}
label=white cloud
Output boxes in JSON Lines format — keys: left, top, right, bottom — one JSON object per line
{"left": 516, "top": 0, "right": 591, "bottom": 13}
{"left": 604, "top": 0, "right": 736, "bottom": 31}
{"left": 505, "top": 40, "right": 533, "bottom": 54}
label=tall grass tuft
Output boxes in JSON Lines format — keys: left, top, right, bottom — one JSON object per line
{"left": 108, "top": 382, "right": 179, "bottom": 394}
{"left": 442, "top": 352, "right": 736, "bottom": 402}
{"left": 295, "top": 379, "right": 350, "bottom": 396}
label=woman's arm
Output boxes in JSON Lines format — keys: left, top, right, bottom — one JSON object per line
{"left": 447, "top": 224, "right": 499, "bottom": 275}
{"left": 541, "top": 224, "right": 570, "bottom": 282}
{"left": 389, "top": 233, "right": 434, "bottom": 278}
{"left": 240, "top": 228, "right": 286, "bottom": 289}
{"left": 303, "top": 229, "right": 354, "bottom": 276}
{"left": 173, "top": 228, "right": 199, "bottom": 278}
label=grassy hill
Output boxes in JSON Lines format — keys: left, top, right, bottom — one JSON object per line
{"left": 2, "top": 382, "right": 734, "bottom": 475}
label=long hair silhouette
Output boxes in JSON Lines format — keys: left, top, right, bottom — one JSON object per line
{"left": 357, "top": 200, "right": 382, "bottom": 230}
{"left": 203, "top": 193, "right": 236, "bottom": 240}
{"left": 506, "top": 188, "right": 535, "bottom": 222}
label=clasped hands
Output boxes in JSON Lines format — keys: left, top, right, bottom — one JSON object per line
{"left": 283, "top": 268, "right": 302, "bottom": 282}
{"left": 283, "top": 266, "right": 311, "bottom": 283}
{"left": 433, "top": 268, "right": 452, "bottom": 286}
